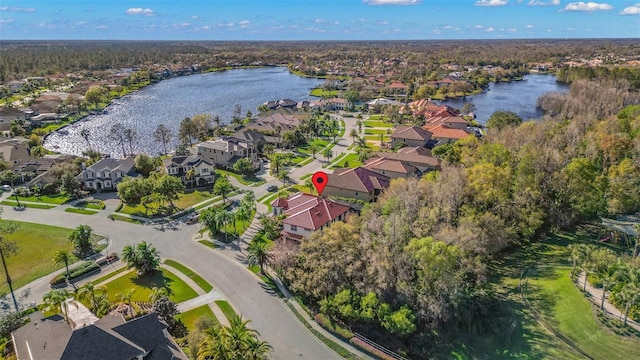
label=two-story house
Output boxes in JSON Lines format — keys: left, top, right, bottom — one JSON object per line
{"left": 374, "top": 146, "right": 441, "bottom": 173}
{"left": 323, "top": 167, "right": 391, "bottom": 202}
{"left": 163, "top": 155, "right": 215, "bottom": 188}
{"left": 272, "top": 192, "right": 352, "bottom": 242}
{"left": 79, "top": 156, "right": 137, "bottom": 191}
{"left": 196, "top": 137, "right": 259, "bottom": 170}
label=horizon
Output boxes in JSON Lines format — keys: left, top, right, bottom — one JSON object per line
{"left": 1, "top": 0, "right": 638, "bottom": 41}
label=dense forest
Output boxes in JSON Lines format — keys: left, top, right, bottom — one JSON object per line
{"left": 271, "top": 77, "right": 640, "bottom": 357}
{"left": 1, "top": 39, "right": 639, "bottom": 82}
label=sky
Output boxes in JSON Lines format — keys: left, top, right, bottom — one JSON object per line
{"left": 0, "top": 0, "right": 638, "bottom": 40}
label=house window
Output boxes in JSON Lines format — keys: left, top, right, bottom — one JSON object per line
{"left": 355, "top": 192, "right": 359, "bottom": 196}
{"left": 87, "top": 182, "right": 93, "bottom": 188}
{"left": 202, "top": 168, "right": 209, "bottom": 173}
{"left": 304, "top": 228, "right": 311, "bottom": 232}
{"left": 290, "top": 225, "right": 297, "bottom": 231}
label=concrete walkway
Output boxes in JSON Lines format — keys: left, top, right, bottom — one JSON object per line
{"left": 576, "top": 272, "right": 640, "bottom": 332}
{"left": 176, "top": 290, "right": 225, "bottom": 313}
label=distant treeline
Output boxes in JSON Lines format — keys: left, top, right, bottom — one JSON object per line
{"left": 1, "top": 39, "right": 639, "bottom": 82}
{"left": 556, "top": 66, "right": 640, "bottom": 90}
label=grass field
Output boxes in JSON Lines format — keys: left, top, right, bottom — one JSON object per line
{"left": 102, "top": 268, "right": 198, "bottom": 303}
{"left": 310, "top": 88, "right": 339, "bottom": 97}
{"left": 65, "top": 208, "right": 98, "bottom": 215}
{"left": 176, "top": 305, "right": 219, "bottom": 331}
{"left": 330, "top": 153, "right": 362, "bottom": 168}
{"left": 14, "top": 194, "right": 71, "bottom": 204}
{"left": 364, "top": 128, "right": 389, "bottom": 135}
{"left": 0, "top": 220, "right": 76, "bottom": 294}
{"left": 164, "top": 259, "right": 213, "bottom": 293}
{"left": 0, "top": 200, "right": 55, "bottom": 209}
{"left": 363, "top": 121, "right": 393, "bottom": 128}
{"left": 108, "top": 214, "right": 145, "bottom": 224}
{"left": 214, "top": 300, "right": 237, "bottom": 321}
{"left": 92, "top": 267, "right": 128, "bottom": 285}
{"left": 216, "top": 169, "right": 265, "bottom": 186}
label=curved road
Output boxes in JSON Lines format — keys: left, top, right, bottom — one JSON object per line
{"left": 3, "top": 207, "right": 338, "bottom": 359}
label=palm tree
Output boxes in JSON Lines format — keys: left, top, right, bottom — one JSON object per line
{"left": 614, "top": 282, "right": 640, "bottom": 326}
{"left": 247, "top": 239, "right": 271, "bottom": 274}
{"left": 200, "top": 206, "right": 223, "bottom": 234}
{"left": 121, "top": 241, "right": 160, "bottom": 276}
{"left": 596, "top": 260, "right": 620, "bottom": 309}
{"left": 262, "top": 144, "right": 274, "bottom": 158}
{"left": 76, "top": 282, "right": 110, "bottom": 315}
{"left": 53, "top": 250, "right": 72, "bottom": 279}
{"left": 308, "top": 143, "right": 320, "bottom": 159}
{"left": 116, "top": 288, "right": 136, "bottom": 318}
{"left": 277, "top": 170, "right": 290, "bottom": 187}
{"left": 581, "top": 245, "right": 597, "bottom": 291}
{"left": 149, "top": 287, "right": 169, "bottom": 303}
{"left": 304, "top": 179, "right": 314, "bottom": 193}
{"left": 349, "top": 128, "right": 358, "bottom": 143}
{"left": 235, "top": 205, "right": 252, "bottom": 231}
{"left": 185, "top": 168, "right": 196, "bottom": 188}
{"left": 321, "top": 147, "right": 333, "bottom": 163}
{"left": 213, "top": 175, "right": 233, "bottom": 204}
{"left": 42, "top": 289, "right": 71, "bottom": 324}
{"left": 568, "top": 243, "right": 585, "bottom": 280}
{"left": 241, "top": 192, "right": 256, "bottom": 212}
{"left": 197, "top": 314, "right": 271, "bottom": 360}
{"left": 217, "top": 211, "right": 234, "bottom": 243}
{"left": 68, "top": 225, "right": 93, "bottom": 256}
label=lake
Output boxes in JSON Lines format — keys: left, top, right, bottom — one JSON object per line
{"left": 440, "top": 73, "right": 568, "bottom": 124}
{"left": 43, "top": 67, "right": 324, "bottom": 157}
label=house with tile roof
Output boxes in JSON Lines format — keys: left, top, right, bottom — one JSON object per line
{"left": 362, "top": 157, "right": 420, "bottom": 179}
{"left": 323, "top": 167, "right": 391, "bottom": 202}
{"left": 163, "top": 155, "right": 215, "bottom": 188}
{"left": 374, "top": 146, "right": 440, "bottom": 172}
{"left": 79, "top": 156, "right": 137, "bottom": 191}
{"left": 390, "top": 125, "right": 433, "bottom": 148}
{"left": 196, "top": 137, "right": 258, "bottom": 170}
{"left": 11, "top": 312, "right": 187, "bottom": 360}
{"left": 423, "top": 123, "right": 472, "bottom": 145}
{"left": 271, "top": 192, "right": 352, "bottom": 241}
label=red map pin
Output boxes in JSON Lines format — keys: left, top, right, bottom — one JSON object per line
{"left": 311, "top": 171, "right": 328, "bottom": 195}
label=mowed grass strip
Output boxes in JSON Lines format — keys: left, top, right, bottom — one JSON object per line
{"left": 108, "top": 214, "right": 145, "bottom": 224}
{"left": 14, "top": 194, "right": 71, "bottom": 204}
{"left": 163, "top": 259, "right": 213, "bottom": 292}
{"left": 214, "top": 300, "right": 237, "bottom": 321}
{"left": 1, "top": 200, "right": 55, "bottom": 209}
{"left": 176, "top": 305, "right": 219, "bottom": 332}
{"left": 65, "top": 208, "right": 98, "bottom": 215}
{"left": 527, "top": 265, "right": 640, "bottom": 360}
{"left": 0, "top": 220, "right": 76, "bottom": 294}
{"left": 103, "top": 268, "right": 198, "bottom": 304}
{"left": 363, "top": 121, "right": 393, "bottom": 128}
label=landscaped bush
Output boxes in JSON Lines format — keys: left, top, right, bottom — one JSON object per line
{"left": 50, "top": 261, "right": 100, "bottom": 285}
{"left": 15, "top": 187, "right": 31, "bottom": 197}
{"left": 314, "top": 313, "right": 355, "bottom": 339}
{"left": 349, "top": 337, "right": 396, "bottom": 360}
{"left": 41, "top": 183, "right": 57, "bottom": 195}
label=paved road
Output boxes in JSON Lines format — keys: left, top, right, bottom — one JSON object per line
{"left": 3, "top": 207, "right": 338, "bottom": 359}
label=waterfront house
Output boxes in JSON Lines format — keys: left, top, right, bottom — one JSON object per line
{"left": 163, "top": 155, "right": 215, "bottom": 188}
{"left": 323, "top": 167, "right": 391, "bottom": 202}
{"left": 79, "top": 156, "right": 137, "bottom": 191}
{"left": 362, "top": 157, "right": 420, "bottom": 179}
{"left": 272, "top": 192, "right": 352, "bottom": 242}
{"left": 423, "top": 123, "right": 472, "bottom": 145}
{"left": 374, "top": 146, "right": 440, "bottom": 172}
{"left": 196, "top": 137, "right": 259, "bottom": 170}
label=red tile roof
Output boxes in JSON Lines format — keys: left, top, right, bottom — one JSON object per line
{"left": 423, "top": 124, "right": 471, "bottom": 140}
{"left": 329, "top": 167, "right": 391, "bottom": 192}
{"left": 387, "top": 81, "right": 407, "bottom": 89}
{"left": 375, "top": 147, "right": 440, "bottom": 168}
{"left": 363, "top": 157, "right": 418, "bottom": 174}
{"left": 279, "top": 193, "right": 351, "bottom": 231}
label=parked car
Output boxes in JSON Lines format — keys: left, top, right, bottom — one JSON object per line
{"left": 1, "top": 184, "right": 11, "bottom": 191}
{"left": 185, "top": 214, "right": 199, "bottom": 225}
{"left": 267, "top": 185, "right": 278, "bottom": 192}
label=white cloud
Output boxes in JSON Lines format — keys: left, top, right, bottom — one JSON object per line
{"left": 175, "top": 22, "right": 191, "bottom": 27}
{"left": 475, "top": 24, "right": 484, "bottom": 28}
{"left": 526, "top": 24, "right": 534, "bottom": 28}
{"left": 314, "top": 19, "right": 325, "bottom": 23}
{"left": 564, "top": 2, "right": 612, "bottom": 11}
{"left": 363, "top": 0, "right": 421, "bottom": 5}
{"left": 201, "top": 25, "right": 211, "bottom": 30}
{"left": 486, "top": 27, "right": 495, "bottom": 32}
{"left": 620, "top": 4, "right": 640, "bottom": 15}
{"left": 443, "top": 25, "right": 453, "bottom": 29}
{"left": 94, "top": 25, "right": 108, "bottom": 29}
{"left": 0, "top": 6, "right": 35, "bottom": 12}
{"left": 508, "top": 28, "right": 517, "bottom": 32}
{"left": 474, "top": 0, "right": 508, "bottom": 6}
{"left": 239, "top": 20, "right": 250, "bottom": 28}
{"left": 528, "top": 0, "right": 560, "bottom": 5}
{"left": 0, "top": 18, "right": 15, "bottom": 24}
{"left": 376, "top": 20, "right": 390, "bottom": 25}
{"left": 126, "top": 8, "right": 155, "bottom": 16}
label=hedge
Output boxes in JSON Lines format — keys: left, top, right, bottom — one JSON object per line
{"left": 50, "top": 261, "right": 100, "bottom": 285}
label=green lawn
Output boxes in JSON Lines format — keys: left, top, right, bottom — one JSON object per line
{"left": 0, "top": 220, "right": 77, "bottom": 294}
{"left": 310, "top": 88, "right": 339, "bottom": 97}
{"left": 14, "top": 194, "right": 71, "bottom": 204}
{"left": 330, "top": 153, "right": 362, "bottom": 168}
{"left": 103, "top": 268, "right": 198, "bottom": 303}
{"left": 526, "top": 265, "right": 640, "bottom": 360}
{"left": 65, "top": 208, "right": 98, "bottom": 215}
{"left": 176, "top": 305, "right": 219, "bottom": 332}
{"left": 92, "top": 267, "right": 128, "bottom": 286}
{"left": 0, "top": 200, "right": 55, "bottom": 209}
{"left": 119, "top": 190, "right": 218, "bottom": 217}
{"left": 364, "top": 134, "right": 387, "bottom": 141}
{"left": 221, "top": 209, "right": 255, "bottom": 236}
{"left": 216, "top": 169, "right": 264, "bottom": 186}
{"left": 198, "top": 240, "right": 218, "bottom": 249}
{"left": 214, "top": 300, "right": 237, "bottom": 321}
{"left": 163, "top": 259, "right": 213, "bottom": 293}
{"left": 363, "top": 121, "right": 393, "bottom": 128}
{"left": 108, "top": 214, "right": 145, "bottom": 224}
{"left": 364, "top": 128, "right": 389, "bottom": 135}
{"left": 174, "top": 190, "right": 216, "bottom": 209}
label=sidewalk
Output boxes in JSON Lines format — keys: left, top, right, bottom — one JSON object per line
{"left": 576, "top": 272, "right": 640, "bottom": 332}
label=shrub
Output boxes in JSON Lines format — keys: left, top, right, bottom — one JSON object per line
{"left": 41, "top": 183, "right": 58, "bottom": 195}
{"left": 314, "top": 313, "right": 355, "bottom": 339}
{"left": 50, "top": 261, "right": 100, "bottom": 285}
